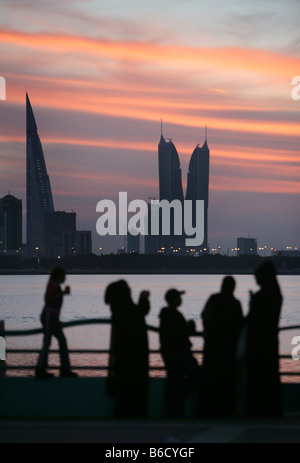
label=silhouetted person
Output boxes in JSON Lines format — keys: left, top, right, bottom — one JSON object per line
{"left": 159, "top": 289, "right": 199, "bottom": 418}
{"left": 201, "top": 276, "right": 243, "bottom": 416}
{"left": 105, "top": 280, "right": 150, "bottom": 418}
{"left": 36, "top": 267, "right": 77, "bottom": 379}
{"left": 245, "top": 262, "right": 283, "bottom": 417}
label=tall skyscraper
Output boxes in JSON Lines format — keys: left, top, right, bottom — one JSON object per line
{"left": 157, "top": 125, "right": 184, "bottom": 252}
{"left": 144, "top": 201, "right": 161, "bottom": 255}
{"left": 26, "top": 93, "right": 54, "bottom": 257}
{"left": 237, "top": 237, "right": 257, "bottom": 256}
{"left": 0, "top": 194, "right": 22, "bottom": 251}
{"left": 158, "top": 127, "right": 184, "bottom": 203}
{"left": 186, "top": 130, "right": 210, "bottom": 251}
{"left": 44, "top": 211, "right": 76, "bottom": 258}
{"left": 127, "top": 230, "right": 141, "bottom": 254}
{"left": 62, "top": 230, "right": 92, "bottom": 257}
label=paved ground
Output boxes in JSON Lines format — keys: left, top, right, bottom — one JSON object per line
{"left": 1, "top": 417, "right": 300, "bottom": 443}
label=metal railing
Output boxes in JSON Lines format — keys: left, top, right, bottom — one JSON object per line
{"left": 0, "top": 319, "right": 300, "bottom": 377}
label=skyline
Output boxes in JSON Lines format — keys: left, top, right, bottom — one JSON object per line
{"left": 0, "top": 0, "right": 299, "bottom": 253}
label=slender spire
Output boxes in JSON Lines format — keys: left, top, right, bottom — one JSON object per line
{"left": 202, "top": 124, "right": 208, "bottom": 149}
{"left": 26, "top": 92, "right": 37, "bottom": 133}
{"left": 159, "top": 118, "right": 166, "bottom": 144}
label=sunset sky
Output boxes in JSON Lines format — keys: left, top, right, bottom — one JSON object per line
{"left": 0, "top": 0, "right": 299, "bottom": 253}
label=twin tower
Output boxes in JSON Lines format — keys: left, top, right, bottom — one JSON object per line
{"left": 153, "top": 127, "right": 210, "bottom": 254}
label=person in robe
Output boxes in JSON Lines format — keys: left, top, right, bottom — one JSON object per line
{"left": 245, "top": 262, "right": 283, "bottom": 417}
{"left": 201, "top": 276, "right": 243, "bottom": 416}
{"left": 105, "top": 280, "right": 150, "bottom": 418}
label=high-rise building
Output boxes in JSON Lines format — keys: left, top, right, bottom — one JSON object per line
{"left": 158, "top": 126, "right": 184, "bottom": 252}
{"left": 186, "top": 132, "right": 210, "bottom": 251}
{"left": 0, "top": 194, "right": 22, "bottom": 251}
{"left": 127, "top": 230, "right": 140, "bottom": 254}
{"left": 158, "top": 131, "right": 184, "bottom": 203}
{"left": 237, "top": 237, "right": 257, "bottom": 256}
{"left": 144, "top": 201, "right": 161, "bottom": 255}
{"left": 150, "top": 125, "right": 211, "bottom": 254}
{"left": 62, "top": 230, "right": 92, "bottom": 257}
{"left": 44, "top": 211, "right": 77, "bottom": 258}
{"left": 26, "top": 93, "right": 54, "bottom": 257}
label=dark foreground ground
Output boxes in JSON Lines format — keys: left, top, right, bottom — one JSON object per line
{"left": 1, "top": 417, "right": 300, "bottom": 443}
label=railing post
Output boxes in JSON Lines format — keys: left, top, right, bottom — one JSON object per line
{"left": 0, "top": 320, "right": 7, "bottom": 377}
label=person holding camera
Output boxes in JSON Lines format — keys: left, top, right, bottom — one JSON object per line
{"left": 36, "top": 267, "right": 77, "bottom": 379}
{"left": 105, "top": 280, "right": 150, "bottom": 418}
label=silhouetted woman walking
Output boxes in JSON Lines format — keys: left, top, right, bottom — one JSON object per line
{"left": 105, "top": 280, "right": 150, "bottom": 418}
{"left": 246, "top": 262, "right": 283, "bottom": 416}
{"left": 36, "top": 267, "right": 77, "bottom": 378}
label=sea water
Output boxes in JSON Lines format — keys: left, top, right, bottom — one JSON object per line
{"left": 0, "top": 274, "right": 299, "bottom": 380}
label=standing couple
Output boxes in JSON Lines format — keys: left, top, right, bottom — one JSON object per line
{"left": 200, "top": 262, "right": 282, "bottom": 418}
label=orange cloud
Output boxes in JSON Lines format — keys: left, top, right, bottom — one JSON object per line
{"left": 210, "top": 148, "right": 300, "bottom": 165}
{"left": 1, "top": 28, "right": 299, "bottom": 78}
{"left": 1, "top": 26, "right": 299, "bottom": 201}
{"left": 1, "top": 134, "right": 299, "bottom": 166}
{"left": 212, "top": 175, "right": 299, "bottom": 195}
{"left": 4, "top": 82, "right": 300, "bottom": 139}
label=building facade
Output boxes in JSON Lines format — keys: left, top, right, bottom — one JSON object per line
{"left": 186, "top": 137, "right": 210, "bottom": 252}
{"left": 152, "top": 127, "right": 210, "bottom": 255}
{"left": 62, "top": 230, "right": 92, "bottom": 257}
{"left": 237, "top": 237, "right": 258, "bottom": 256}
{"left": 0, "top": 194, "right": 22, "bottom": 252}
{"left": 26, "top": 93, "right": 54, "bottom": 257}
{"left": 158, "top": 134, "right": 184, "bottom": 203}
{"left": 44, "top": 211, "right": 77, "bottom": 258}
{"left": 127, "top": 230, "right": 141, "bottom": 254}
{"left": 26, "top": 93, "right": 93, "bottom": 258}
{"left": 145, "top": 201, "right": 162, "bottom": 255}
{"left": 157, "top": 131, "right": 185, "bottom": 253}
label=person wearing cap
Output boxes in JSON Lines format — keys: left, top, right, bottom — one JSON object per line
{"left": 159, "top": 289, "right": 199, "bottom": 418}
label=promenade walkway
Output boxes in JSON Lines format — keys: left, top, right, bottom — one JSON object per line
{"left": 1, "top": 417, "right": 300, "bottom": 443}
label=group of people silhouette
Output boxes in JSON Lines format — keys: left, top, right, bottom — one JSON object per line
{"left": 35, "top": 261, "right": 283, "bottom": 419}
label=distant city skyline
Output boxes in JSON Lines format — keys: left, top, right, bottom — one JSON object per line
{"left": 0, "top": 0, "right": 299, "bottom": 253}
{"left": 26, "top": 93, "right": 92, "bottom": 258}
